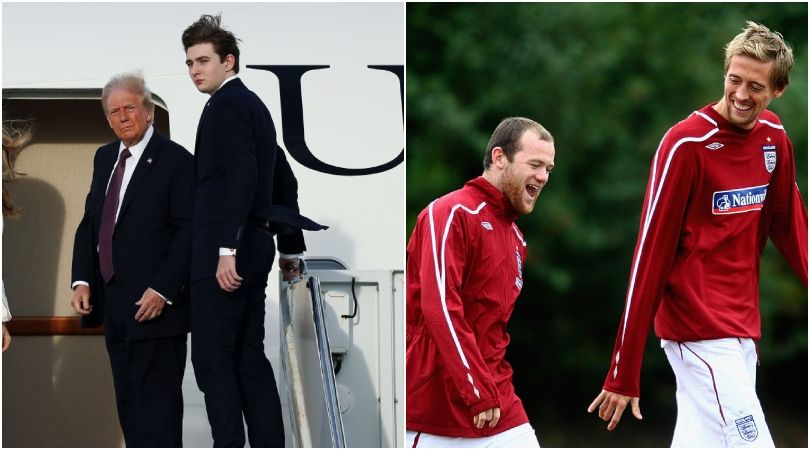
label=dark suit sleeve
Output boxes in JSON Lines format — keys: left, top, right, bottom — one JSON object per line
{"left": 71, "top": 149, "right": 101, "bottom": 286}
{"left": 274, "top": 147, "right": 306, "bottom": 255}
{"left": 72, "top": 148, "right": 105, "bottom": 328}
{"left": 211, "top": 99, "right": 259, "bottom": 249}
{"left": 149, "top": 148, "right": 195, "bottom": 301}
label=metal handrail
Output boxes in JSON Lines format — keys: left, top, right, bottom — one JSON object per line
{"left": 307, "top": 276, "right": 347, "bottom": 447}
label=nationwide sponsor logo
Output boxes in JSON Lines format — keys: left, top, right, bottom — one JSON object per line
{"left": 705, "top": 142, "right": 724, "bottom": 150}
{"left": 712, "top": 185, "right": 768, "bottom": 215}
{"left": 762, "top": 144, "right": 776, "bottom": 173}
{"left": 481, "top": 221, "right": 493, "bottom": 230}
{"left": 735, "top": 415, "right": 758, "bottom": 442}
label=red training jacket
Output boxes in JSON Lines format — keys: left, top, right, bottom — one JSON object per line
{"left": 604, "top": 104, "right": 808, "bottom": 397}
{"left": 406, "top": 176, "right": 530, "bottom": 437}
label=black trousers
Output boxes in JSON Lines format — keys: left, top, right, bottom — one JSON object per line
{"left": 190, "top": 239, "right": 284, "bottom": 447}
{"left": 104, "top": 319, "right": 187, "bottom": 448}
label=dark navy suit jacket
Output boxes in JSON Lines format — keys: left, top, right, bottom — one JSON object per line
{"left": 71, "top": 131, "right": 195, "bottom": 339}
{"left": 191, "top": 77, "right": 320, "bottom": 282}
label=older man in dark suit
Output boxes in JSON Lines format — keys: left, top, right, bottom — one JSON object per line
{"left": 70, "top": 72, "right": 195, "bottom": 447}
{"left": 182, "top": 14, "right": 325, "bottom": 448}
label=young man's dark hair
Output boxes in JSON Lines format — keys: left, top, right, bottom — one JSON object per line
{"left": 484, "top": 117, "right": 554, "bottom": 170}
{"left": 483, "top": 117, "right": 553, "bottom": 170}
{"left": 181, "top": 14, "right": 241, "bottom": 74}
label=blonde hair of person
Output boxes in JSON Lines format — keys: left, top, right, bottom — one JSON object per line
{"left": 2, "top": 121, "right": 32, "bottom": 218}
{"left": 724, "top": 21, "right": 794, "bottom": 90}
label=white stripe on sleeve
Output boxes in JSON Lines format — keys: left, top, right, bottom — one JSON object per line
{"left": 428, "top": 200, "right": 487, "bottom": 397}
{"left": 613, "top": 128, "right": 719, "bottom": 378}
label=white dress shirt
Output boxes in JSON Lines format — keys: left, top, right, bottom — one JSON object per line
{"left": 107, "top": 125, "right": 153, "bottom": 220}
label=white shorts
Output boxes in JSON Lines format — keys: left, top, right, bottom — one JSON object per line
{"left": 406, "top": 423, "right": 540, "bottom": 448}
{"left": 662, "top": 338, "right": 774, "bottom": 448}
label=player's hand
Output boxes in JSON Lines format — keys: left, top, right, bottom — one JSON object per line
{"left": 279, "top": 256, "right": 301, "bottom": 283}
{"left": 588, "top": 389, "right": 642, "bottom": 430}
{"left": 216, "top": 255, "right": 243, "bottom": 292}
{"left": 473, "top": 407, "right": 501, "bottom": 429}
{"left": 70, "top": 284, "right": 92, "bottom": 315}
{"left": 134, "top": 288, "right": 166, "bottom": 322}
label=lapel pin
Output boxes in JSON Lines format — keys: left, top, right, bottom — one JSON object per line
{"left": 147, "top": 158, "right": 153, "bottom": 164}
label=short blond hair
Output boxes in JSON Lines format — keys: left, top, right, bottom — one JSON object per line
{"left": 724, "top": 21, "right": 794, "bottom": 90}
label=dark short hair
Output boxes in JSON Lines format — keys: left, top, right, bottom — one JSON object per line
{"left": 483, "top": 117, "right": 553, "bottom": 170}
{"left": 182, "top": 14, "right": 241, "bottom": 74}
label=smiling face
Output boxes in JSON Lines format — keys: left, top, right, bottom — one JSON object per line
{"left": 491, "top": 129, "right": 555, "bottom": 215}
{"left": 105, "top": 89, "right": 152, "bottom": 147}
{"left": 714, "top": 55, "right": 785, "bottom": 129}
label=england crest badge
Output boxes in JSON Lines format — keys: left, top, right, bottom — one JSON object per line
{"left": 735, "top": 415, "right": 758, "bottom": 442}
{"left": 763, "top": 145, "right": 776, "bottom": 173}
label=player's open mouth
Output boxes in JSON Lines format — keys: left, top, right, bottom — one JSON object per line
{"left": 732, "top": 100, "right": 753, "bottom": 112}
{"left": 526, "top": 184, "right": 540, "bottom": 198}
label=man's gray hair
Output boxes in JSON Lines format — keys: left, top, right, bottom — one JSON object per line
{"left": 101, "top": 71, "right": 155, "bottom": 118}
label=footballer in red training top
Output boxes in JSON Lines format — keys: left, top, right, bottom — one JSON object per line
{"left": 589, "top": 21, "right": 807, "bottom": 448}
{"left": 406, "top": 117, "right": 555, "bottom": 448}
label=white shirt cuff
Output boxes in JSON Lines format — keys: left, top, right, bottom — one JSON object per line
{"left": 219, "top": 247, "right": 237, "bottom": 256}
{"left": 279, "top": 252, "right": 304, "bottom": 259}
{"left": 151, "top": 288, "right": 172, "bottom": 306}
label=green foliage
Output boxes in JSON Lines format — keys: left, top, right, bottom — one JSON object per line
{"left": 407, "top": 3, "right": 807, "bottom": 446}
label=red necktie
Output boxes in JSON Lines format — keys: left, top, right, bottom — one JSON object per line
{"left": 98, "top": 148, "right": 131, "bottom": 283}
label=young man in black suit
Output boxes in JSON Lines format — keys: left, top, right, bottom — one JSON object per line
{"left": 70, "top": 72, "right": 195, "bottom": 447}
{"left": 182, "top": 14, "right": 324, "bottom": 447}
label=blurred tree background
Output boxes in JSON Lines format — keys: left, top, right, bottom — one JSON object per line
{"left": 406, "top": 3, "right": 807, "bottom": 447}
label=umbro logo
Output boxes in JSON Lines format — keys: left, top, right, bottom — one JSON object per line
{"left": 705, "top": 142, "right": 724, "bottom": 150}
{"left": 481, "top": 221, "right": 493, "bottom": 230}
